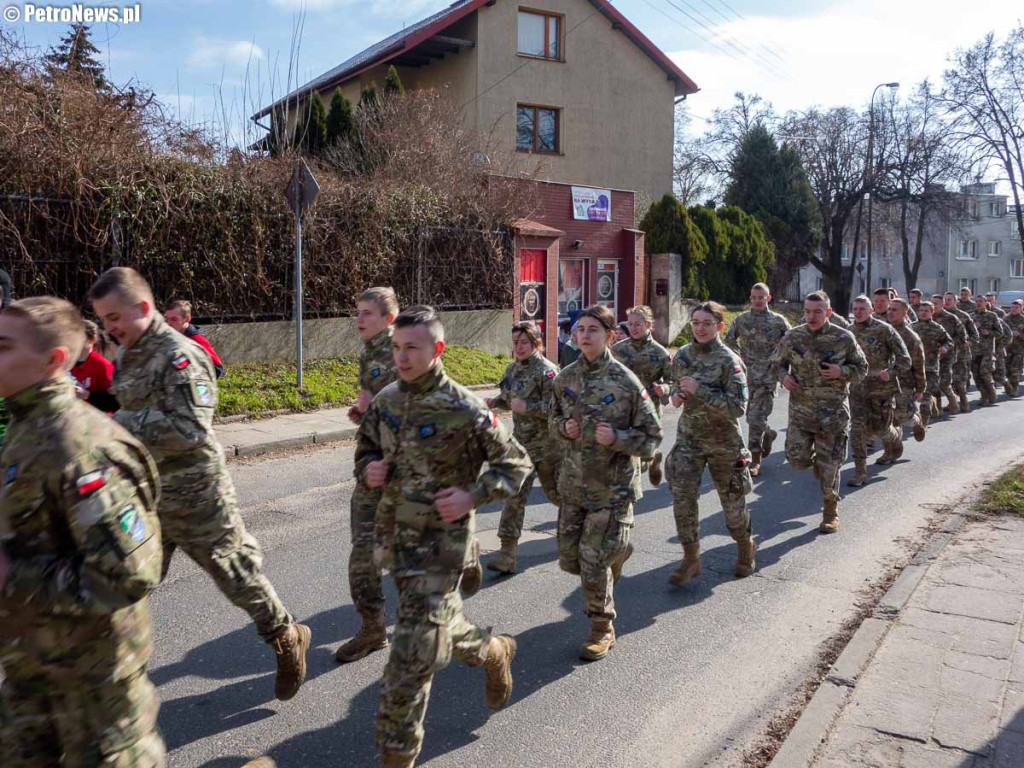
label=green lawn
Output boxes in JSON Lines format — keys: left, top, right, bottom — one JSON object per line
{"left": 976, "top": 465, "right": 1024, "bottom": 517}
{"left": 217, "top": 345, "right": 510, "bottom": 418}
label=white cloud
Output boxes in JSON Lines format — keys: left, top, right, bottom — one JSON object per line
{"left": 187, "top": 37, "right": 265, "bottom": 71}
{"left": 668, "top": 0, "right": 1024, "bottom": 129}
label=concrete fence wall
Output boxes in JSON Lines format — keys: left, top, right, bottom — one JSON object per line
{"left": 203, "top": 309, "right": 514, "bottom": 364}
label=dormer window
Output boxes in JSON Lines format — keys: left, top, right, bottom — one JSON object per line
{"left": 518, "top": 9, "right": 561, "bottom": 61}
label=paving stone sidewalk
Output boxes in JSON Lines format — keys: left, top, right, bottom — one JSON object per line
{"left": 215, "top": 386, "right": 501, "bottom": 458}
{"left": 799, "top": 515, "right": 1024, "bottom": 768}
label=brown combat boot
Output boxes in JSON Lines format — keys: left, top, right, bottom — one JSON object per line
{"left": 461, "top": 539, "right": 483, "bottom": 597}
{"left": 649, "top": 450, "right": 664, "bottom": 486}
{"left": 819, "top": 501, "right": 840, "bottom": 534}
{"left": 1006, "top": 379, "right": 1019, "bottom": 397}
{"left": 380, "top": 752, "right": 416, "bottom": 768}
{"left": 483, "top": 635, "right": 517, "bottom": 710}
{"left": 748, "top": 450, "right": 762, "bottom": 478}
{"left": 579, "top": 619, "right": 615, "bottom": 661}
{"left": 669, "top": 542, "right": 701, "bottom": 586}
{"left": 761, "top": 428, "right": 778, "bottom": 457}
{"left": 610, "top": 542, "right": 634, "bottom": 584}
{"left": 734, "top": 535, "right": 756, "bottom": 578}
{"left": 486, "top": 538, "right": 518, "bottom": 575}
{"left": 241, "top": 759, "right": 277, "bottom": 768}
{"left": 912, "top": 414, "right": 926, "bottom": 442}
{"left": 984, "top": 383, "right": 999, "bottom": 405}
{"left": 944, "top": 389, "right": 960, "bottom": 414}
{"left": 959, "top": 391, "right": 970, "bottom": 412}
{"left": 335, "top": 610, "right": 388, "bottom": 664}
{"left": 846, "top": 459, "right": 867, "bottom": 487}
{"left": 271, "top": 623, "right": 311, "bottom": 701}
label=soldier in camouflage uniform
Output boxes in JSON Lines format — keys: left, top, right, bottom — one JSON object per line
{"left": 871, "top": 288, "right": 918, "bottom": 324}
{"left": 666, "top": 301, "right": 754, "bottom": 587}
{"left": 886, "top": 299, "right": 928, "bottom": 443}
{"left": 847, "top": 296, "right": 912, "bottom": 485}
{"left": 89, "top": 268, "right": 310, "bottom": 702}
{"left": 0, "top": 298, "right": 165, "bottom": 768}
{"left": 336, "top": 288, "right": 400, "bottom": 664}
{"left": 770, "top": 292, "right": 868, "bottom": 533}
{"left": 912, "top": 301, "right": 953, "bottom": 428}
{"left": 970, "top": 293, "right": 1005, "bottom": 406}
{"left": 612, "top": 305, "right": 671, "bottom": 485}
{"left": 486, "top": 321, "right": 560, "bottom": 575}
{"left": 724, "top": 283, "right": 791, "bottom": 476}
{"left": 930, "top": 295, "right": 967, "bottom": 414}
{"left": 550, "top": 305, "right": 662, "bottom": 661}
{"left": 1005, "top": 301, "right": 1024, "bottom": 396}
{"left": 356, "top": 306, "right": 531, "bottom": 768}
{"left": 944, "top": 292, "right": 979, "bottom": 411}
{"left": 986, "top": 294, "right": 1012, "bottom": 387}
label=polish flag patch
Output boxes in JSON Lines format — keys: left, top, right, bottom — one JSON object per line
{"left": 641, "top": 389, "right": 650, "bottom": 399}
{"left": 491, "top": 411, "right": 499, "bottom": 428}
{"left": 76, "top": 470, "right": 105, "bottom": 496}
{"left": 172, "top": 355, "right": 190, "bottom": 370}
{"left": 545, "top": 370, "right": 556, "bottom": 379}
{"left": 734, "top": 365, "right": 743, "bottom": 373}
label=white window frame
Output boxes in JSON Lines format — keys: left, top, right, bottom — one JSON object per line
{"left": 1011, "top": 259, "right": 1024, "bottom": 279}
{"left": 990, "top": 201, "right": 1002, "bottom": 217}
{"left": 878, "top": 277, "right": 892, "bottom": 290}
{"left": 958, "top": 240, "right": 978, "bottom": 260}
{"left": 989, "top": 278, "right": 1001, "bottom": 293}
{"left": 989, "top": 240, "right": 1002, "bottom": 257}
{"left": 959, "top": 278, "right": 977, "bottom": 293}
{"left": 840, "top": 244, "right": 850, "bottom": 262}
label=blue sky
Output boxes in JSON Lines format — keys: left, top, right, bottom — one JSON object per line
{"left": 6, "top": 0, "right": 1022, "bottom": 145}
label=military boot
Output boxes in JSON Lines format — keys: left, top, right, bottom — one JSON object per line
{"left": 486, "top": 538, "right": 518, "bottom": 575}
{"left": 944, "top": 389, "right": 960, "bottom": 414}
{"left": 889, "top": 431, "right": 905, "bottom": 460}
{"left": 734, "top": 535, "right": 756, "bottom": 578}
{"left": 380, "top": 752, "right": 416, "bottom": 768}
{"left": 983, "top": 382, "right": 999, "bottom": 406}
{"left": 959, "top": 391, "right": 970, "bottom": 412}
{"left": 748, "top": 450, "right": 762, "bottom": 478}
{"left": 846, "top": 458, "right": 867, "bottom": 487}
{"left": 819, "top": 501, "right": 840, "bottom": 534}
{"left": 271, "top": 623, "right": 312, "bottom": 701}
{"left": 669, "top": 542, "right": 701, "bottom": 586}
{"left": 912, "top": 414, "right": 926, "bottom": 442}
{"left": 461, "top": 539, "right": 483, "bottom": 597}
{"left": 483, "top": 635, "right": 517, "bottom": 710}
{"left": 1006, "top": 378, "right": 1019, "bottom": 397}
{"left": 579, "top": 619, "right": 615, "bottom": 661}
{"left": 335, "top": 610, "right": 388, "bottom": 664}
{"left": 930, "top": 397, "right": 941, "bottom": 418}
{"left": 241, "top": 759, "right": 277, "bottom": 768}
{"left": 919, "top": 407, "right": 931, "bottom": 431}
{"left": 761, "top": 428, "right": 778, "bottom": 457}
{"left": 610, "top": 542, "right": 634, "bottom": 584}
{"left": 649, "top": 450, "right": 664, "bottom": 486}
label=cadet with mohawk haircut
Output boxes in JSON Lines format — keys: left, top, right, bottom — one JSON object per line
{"left": 0, "top": 297, "right": 166, "bottom": 768}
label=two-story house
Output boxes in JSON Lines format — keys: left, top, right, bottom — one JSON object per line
{"left": 253, "top": 0, "right": 699, "bottom": 352}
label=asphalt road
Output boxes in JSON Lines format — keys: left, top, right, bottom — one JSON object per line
{"left": 152, "top": 388, "right": 1024, "bottom": 768}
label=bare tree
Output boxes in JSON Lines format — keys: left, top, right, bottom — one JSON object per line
{"left": 672, "top": 106, "right": 718, "bottom": 205}
{"left": 942, "top": 26, "right": 1024, "bottom": 245}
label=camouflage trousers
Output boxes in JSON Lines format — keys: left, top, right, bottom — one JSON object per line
{"left": 558, "top": 501, "right": 633, "bottom": 622}
{"left": 893, "top": 386, "right": 920, "bottom": 428}
{"left": 349, "top": 482, "right": 385, "bottom": 615}
{"left": 971, "top": 353, "right": 996, "bottom": 390}
{"left": 1007, "top": 348, "right": 1024, "bottom": 390}
{"left": 746, "top": 381, "right": 778, "bottom": 452}
{"left": 161, "top": 491, "right": 292, "bottom": 642}
{"left": 0, "top": 666, "right": 165, "bottom": 768}
{"left": 376, "top": 571, "right": 491, "bottom": 760}
{"left": 923, "top": 369, "right": 943, "bottom": 402}
{"left": 953, "top": 353, "right": 971, "bottom": 396}
{"left": 784, "top": 405, "right": 849, "bottom": 506}
{"left": 995, "top": 341, "right": 1008, "bottom": 384}
{"left": 849, "top": 388, "right": 900, "bottom": 462}
{"left": 665, "top": 440, "right": 751, "bottom": 545}
{"left": 497, "top": 438, "right": 561, "bottom": 542}
{"left": 938, "top": 352, "right": 954, "bottom": 391}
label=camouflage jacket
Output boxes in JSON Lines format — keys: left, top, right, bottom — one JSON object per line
{"left": 946, "top": 304, "right": 980, "bottom": 343}
{"left": 724, "top": 308, "right": 791, "bottom": 385}
{"left": 829, "top": 313, "right": 851, "bottom": 329}
{"left": 0, "top": 377, "right": 162, "bottom": 682}
{"left": 932, "top": 308, "right": 968, "bottom": 357}
{"left": 359, "top": 327, "right": 398, "bottom": 397}
{"left": 612, "top": 332, "right": 673, "bottom": 402}
{"left": 997, "top": 316, "right": 1013, "bottom": 349}
{"left": 874, "top": 307, "right": 918, "bottom": 324}
{"left": 850, "top": 317, "right": 912, "bottom": 397}
{"left": 957, "top": 298, "right": 977, "bottom": 317}
{"left": 112, "top": 314, "right": 227, "bottom": 500}
{"left": 1006, "top": 313, "right": 1024, "bottom": 351}
{"left": 969, "top": 309, "right": 1005, "bottom": 357}
{"left": 911, "top": 319, "right": 953, "bottom": 373}
{"left": 890, "top": 321, "right": 927, "bottom": 394}
{"left": 492, "top": 351, "right": 559, "bottom": 447}
{"left": 770, "top": 322, "right": 868, "bottom": 417}
{"left": 549, "top": 348, "right": 662, "bottom": 510}
{"left": 671, "top": 336, "right": 748, "bottom": 452}
{"left": 355, "top": 363, "right": 531, "bottom": 574}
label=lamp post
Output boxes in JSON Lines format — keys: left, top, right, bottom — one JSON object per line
{"left": 866, "top": 81, "right": 899, "bottom": 295}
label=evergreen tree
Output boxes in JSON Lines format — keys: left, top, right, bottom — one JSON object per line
{"left": 359, "top": 84, "right": 378, "bottom": 110}
{"left": 640, "top": 194, "right": 708, "bottom": 299}
{"left": 383, "top": 65, "right": 405, "bottom": 97}
{"left": 688, "top": 205, "right": 730, "bottom": 301}
{"left": 293, "top": 92, "right": 328, "bottom": 155}
{"left": 44, "top": 23, "right": 109, "bottom": 91}
{"left": 326, "top": 89, "right": 354, "bottom": 145}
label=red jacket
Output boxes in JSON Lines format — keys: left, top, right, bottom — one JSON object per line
{"left": 184, "top": 324, "right": 224, "bottom": 377}
{"left": 71, "top": 350, "right": 119, "bottom": 412}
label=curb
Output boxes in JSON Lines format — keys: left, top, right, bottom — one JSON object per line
{"left": 226, "top": 426, "right": 359, "bottom": 460}
{"left": 768, "top": 513, "right": 969, "bottom": 768}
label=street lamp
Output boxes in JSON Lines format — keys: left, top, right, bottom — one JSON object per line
{"left": 865, "top": 81, "right": 899, "bottom": 295}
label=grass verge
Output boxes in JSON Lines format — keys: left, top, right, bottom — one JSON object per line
{"left": 217, "top": 345, "right": 509, "bottom": 418}
{"left": 976, "top": 464, "right": 1024, "bottom": 517}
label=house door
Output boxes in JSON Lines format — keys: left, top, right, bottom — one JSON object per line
{"left": 596, "top": 260, "right": 619, "bottom": 318}
{"left": 520, "top": 249, "right": 547, "bottom": 333}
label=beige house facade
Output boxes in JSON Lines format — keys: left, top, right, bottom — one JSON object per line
{"left": 254, "top": 0, "right": 698, "bottom": 199}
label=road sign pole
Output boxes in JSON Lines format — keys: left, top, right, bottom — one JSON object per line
{"left": 294, "top": 188, "right": 304, "bottom": 389}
